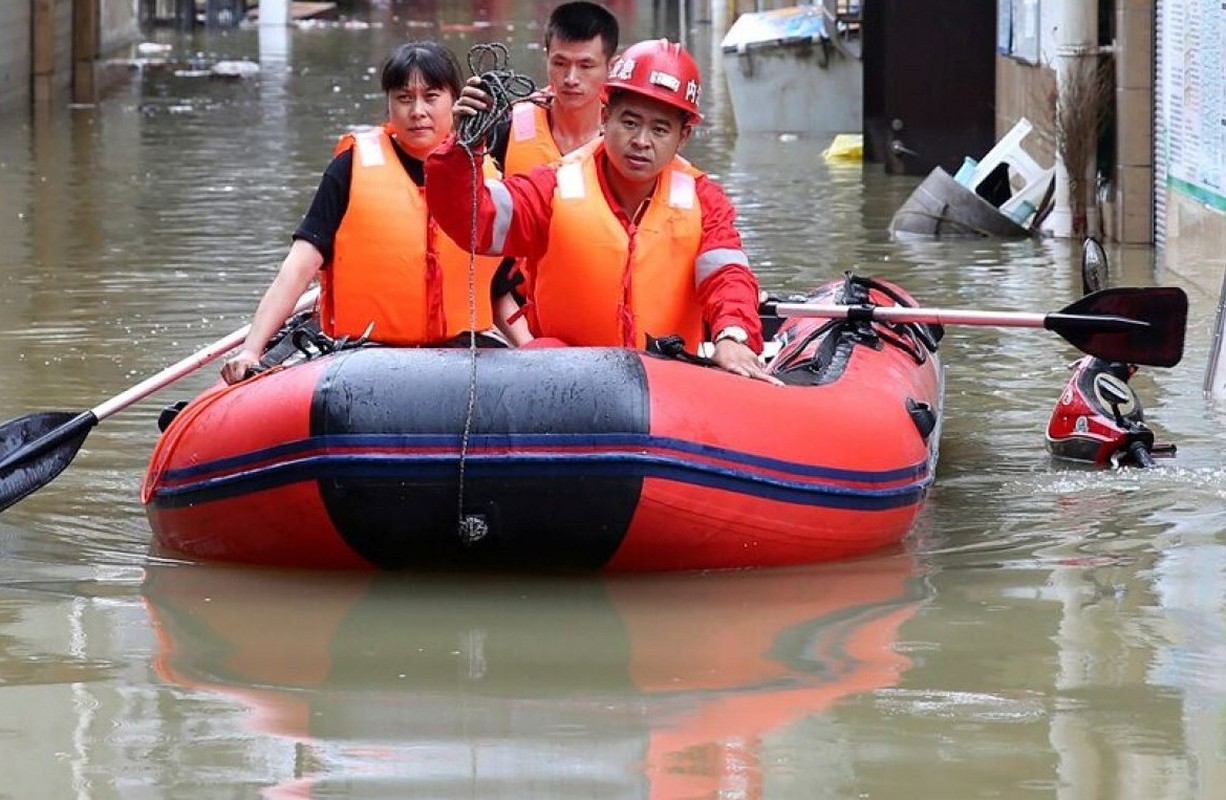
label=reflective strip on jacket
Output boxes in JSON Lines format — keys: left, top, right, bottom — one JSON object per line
{"left": 325, "top": 126, "right": 499, "bottom": 345}
{"left": 529, "top": 143, "right": 705, "bottom": 348}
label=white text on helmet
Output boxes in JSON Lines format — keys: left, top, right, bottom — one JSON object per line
{"left": 685, "top": 80, "right": 700, "bottom": 104}
{"left": 609, "top": 58, "right": 635, "bottom": 80}
{"left": 649, "top": 71, "right": 681, "bottom": 93}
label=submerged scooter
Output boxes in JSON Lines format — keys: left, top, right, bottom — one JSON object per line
{"left": 1044, "top": 239, "right": 1177, "bottom": 468}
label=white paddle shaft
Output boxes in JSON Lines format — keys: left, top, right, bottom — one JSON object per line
{"left": 772, "top": 303, "right": 1048, "bottom": 329}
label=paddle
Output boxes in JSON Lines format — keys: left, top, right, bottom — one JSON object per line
{"left": 0, "top": 289, "right": 320, "bottom": 513}
{"left": 763, "top": 286, "right": 1187, "bottom": 369}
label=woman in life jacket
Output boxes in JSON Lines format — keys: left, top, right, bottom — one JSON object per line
{"left": 221, "top": 41, "right": 503, "bottom": 385}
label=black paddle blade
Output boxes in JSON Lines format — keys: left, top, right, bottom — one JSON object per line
{"left": 1050, "top": 287, "right": 1188, "bottom": 368}
{"left": 0, "top": 411, "right": 96, "bottom": 513}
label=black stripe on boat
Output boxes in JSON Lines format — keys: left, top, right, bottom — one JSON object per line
{"left": 311, "top": 347, "right": 650, "bottom": 570}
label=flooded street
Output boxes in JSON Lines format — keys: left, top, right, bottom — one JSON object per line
{"left": 2, "top": 2, "right": 1226, "bottom": 796}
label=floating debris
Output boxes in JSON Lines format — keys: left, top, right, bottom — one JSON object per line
{"left": 210, "top": 60, "right": 260, "bottom": 79}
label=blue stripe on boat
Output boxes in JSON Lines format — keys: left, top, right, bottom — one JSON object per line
{"left": 149, "top": 434, "right": 933, "bottom": 511}
{"left": 157, "top": 432, "right": 930, "bottom": 485}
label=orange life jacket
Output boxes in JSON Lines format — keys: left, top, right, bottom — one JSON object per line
{"left": 323, "top": 126, "right": 499, "bottom": 345}
{"left": 528, "top": 143, "right": 705, "bottom": 348}
{"left": 504, "top": 101, "right": 564, "bottom": 176}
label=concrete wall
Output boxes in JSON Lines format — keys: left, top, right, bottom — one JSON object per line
{"left": 0, "top": 1, "right": 33, "bottom": 109}
{"left": 994, "top": 55, "right": 1058, "bottom": 167}
{"left": 1163, "top": 193, "right": 1226, "bottom": 296}
{"left": 1, "top": 0, "right": 139, "bottom": 112}
{"left": 1109, "top": 0, "right": 1154, "bottom": 245}
{"left": 38, "top": 0, "right": 78, "bottom": 102}
{"left": 101, "top": 0, "right": 140, "bottom": 53}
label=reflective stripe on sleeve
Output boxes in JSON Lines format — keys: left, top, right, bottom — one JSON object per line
{"left": 694, "top": 248, "right": 750, "bottom": 284}
{"left": 486, "top": 179, "right": 514, "bottom": 254}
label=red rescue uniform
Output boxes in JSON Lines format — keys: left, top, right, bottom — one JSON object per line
{"left": 426, "top": 136, "right": 764, "bottom": 352}
{"left": 531, "top": 142, "right": 704, "bottom": 347}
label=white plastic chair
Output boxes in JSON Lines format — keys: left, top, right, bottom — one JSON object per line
{"left": 999, "top": 165, "right": 1055, "bottom": 226}
{"left": 966, "top": 117, "right": 1052, "bottom": 221}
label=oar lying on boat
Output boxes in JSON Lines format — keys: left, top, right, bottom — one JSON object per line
{"left": 0, "top": 289, "right": 321, "bottom": 514}
{"left": 763, "top": 286, "right": 1187, "bottom": 369}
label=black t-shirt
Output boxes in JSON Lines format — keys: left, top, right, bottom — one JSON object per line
{"left": 292, "top": 138, "right": 426, "bottom": 264}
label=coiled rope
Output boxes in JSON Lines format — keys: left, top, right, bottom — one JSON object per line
{"left": 454, "top": 43, "right": 539, "bottom": 546}
{"left": 455, "top": 43, "right": 542, "bottom": 149}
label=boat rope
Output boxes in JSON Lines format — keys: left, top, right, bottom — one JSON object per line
{"left": 455, "top": 146, "right": 487, "bottom": 546}
{"left": 454, "top": 44, "right": 539, "bottom": 546}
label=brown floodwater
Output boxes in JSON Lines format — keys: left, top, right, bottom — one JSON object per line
{"left": 1, "top": 2, "right": 1225, "bottom": 797}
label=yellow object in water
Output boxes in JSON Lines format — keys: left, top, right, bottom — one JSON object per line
{"left": 823, "top": 133, "right": 863, "bottom": 162}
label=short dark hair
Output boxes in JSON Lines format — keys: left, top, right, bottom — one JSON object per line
{"left": 380, "top": 41, "right": 462, "bottom": 98}
{"left": 544, "top": 2, "right": 619, "bottom": 59}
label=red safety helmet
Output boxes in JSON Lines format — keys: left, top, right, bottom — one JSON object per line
{"left": 605, "top": 39, "right": 703, "bottom": 122}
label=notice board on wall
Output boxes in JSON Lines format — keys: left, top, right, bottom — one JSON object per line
{"left": 1160, "top": 0, "right": 1226, "bottom": 211}
{"left": 998, "top": 0, "right": 1040, "bottom": 64}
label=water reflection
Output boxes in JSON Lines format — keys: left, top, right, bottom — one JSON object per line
{"left": 142, "top": 556, "right": 925, "bottom": 796}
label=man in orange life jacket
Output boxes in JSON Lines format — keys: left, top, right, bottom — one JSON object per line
{"left": 487, "top": 1, "right": 620, "bottom": 345}
{"left": 489, "top": 2, "right": 618, "bottom": 174}
{"left": 221, "top": 42, "right": 502, "bottom": 385}
{"left": 427, "top": 39, "right": 780, "bottom": 384}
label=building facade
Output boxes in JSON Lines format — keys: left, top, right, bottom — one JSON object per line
{"left": 0, "top": 0, "right": 140, "bottom": 111}
{"left": 995, "top": 0, "right": 1226, "bottom": 255}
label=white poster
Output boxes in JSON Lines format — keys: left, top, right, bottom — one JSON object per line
{"left": 998, "top": 0, "right": 1040, "bottom": 63}
{"left": 1161, "top": 0, "right": 1226, "bottom": 211}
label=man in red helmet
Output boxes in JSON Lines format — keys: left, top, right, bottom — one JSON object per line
{"left": 426, "top": 39, "right": 778, "bottom": 384}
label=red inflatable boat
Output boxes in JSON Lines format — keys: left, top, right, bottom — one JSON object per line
{"left": 142, "top": 275, "right": 944, "bottom": 571}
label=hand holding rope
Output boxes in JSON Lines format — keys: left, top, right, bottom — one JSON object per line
{"left": 454, "top": 43, "right": 541, "bottom": 150}
{"left": 453, "top": 43, "right": 539, "bottom": 544}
